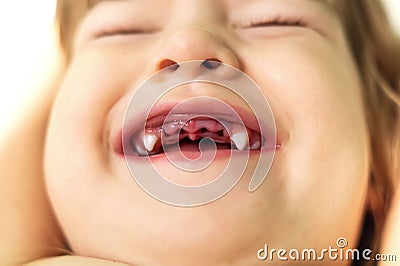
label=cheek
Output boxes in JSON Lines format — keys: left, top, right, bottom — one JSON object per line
{"left": 242, "top": 33, "right": 369, "bottom": 242}
{"left": 44, "top": 48, "right": 145, "bottom": 211}
{"left": 44, "top": 29, "right": 371, "bottom": 257}
{"left": 46, "top": 47, "right": 149, "bottom": 160}
{"left": 43, "top": 47, "right": 157, "bottom": 256}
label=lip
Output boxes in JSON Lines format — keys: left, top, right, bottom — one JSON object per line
{"left": 113, "top": 98, "right": 282, "bottom": 158}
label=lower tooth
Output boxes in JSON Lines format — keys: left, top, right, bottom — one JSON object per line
{"left": 130, "top": 138, "right": 148, "bottom": 156}
{"left": 250, "top": 141, "right": 261, "bottom": 150}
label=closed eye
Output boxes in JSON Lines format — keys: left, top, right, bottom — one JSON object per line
{"left": 94, "top": 27, "right": 160, "bottom": 38}
{"left": 239, "top": 16, "right": 307, "bottom": 29}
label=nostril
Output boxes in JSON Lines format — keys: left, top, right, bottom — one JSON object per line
{"left": 202, "top": 58, "right": 221, "bottom": 69}
{"left": 159, "top": 59, "right": 180, "bottom": 71}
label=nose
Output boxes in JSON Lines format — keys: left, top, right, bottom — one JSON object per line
{"left": 149, "top": 27, "right": 241, "bottom": 73}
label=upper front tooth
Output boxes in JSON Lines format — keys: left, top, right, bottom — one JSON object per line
{"left": 143, "top": 133, "right": 159, "bottom": 152}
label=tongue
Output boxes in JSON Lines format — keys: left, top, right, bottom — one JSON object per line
{"left": 178, "top": 139, "right": 202, "bottom": 160}
{"left": 177, "top": 139, "right": 231, "bottom": 160}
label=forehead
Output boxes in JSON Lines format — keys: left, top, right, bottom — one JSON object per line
{"left": 87, "top": 0, "right": 334, "bottom": 10}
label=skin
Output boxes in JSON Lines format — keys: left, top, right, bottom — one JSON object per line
{"left": 0, "top": 0, "right": 376, "bottom": 265}
{"left": 43, "top": 0, "right": 371, "bottom": 265}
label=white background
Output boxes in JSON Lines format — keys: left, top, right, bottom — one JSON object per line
{"left": 0, "top": 0, "right": 399, "bottom": 138}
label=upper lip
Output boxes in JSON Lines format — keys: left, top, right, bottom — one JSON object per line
{"left": 113, "top": 98, "right": 278, "bottom": 156}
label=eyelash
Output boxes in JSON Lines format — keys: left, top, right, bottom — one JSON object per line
{"left": 243, "top": 16, "right": 307, "bottom": 29}
{"left": 94, "top": 16, "right": 307, "bottom": 38}
{"left": 94, "top": 27, "right": 158, "bottom": 38}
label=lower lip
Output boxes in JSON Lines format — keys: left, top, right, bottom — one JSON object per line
{"left": 119, "top": 144, "right": 279, "bottom": 163}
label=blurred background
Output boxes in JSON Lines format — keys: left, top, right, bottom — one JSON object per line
{"left": 0, "top": 0, "right": 399, "bottom": 139}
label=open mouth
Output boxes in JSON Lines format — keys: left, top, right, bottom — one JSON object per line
{"left": 116, "top": 99, "right": 278, "bottom": 159}
{"left": 128, "top": 114, "right": 263, "bottom": 157}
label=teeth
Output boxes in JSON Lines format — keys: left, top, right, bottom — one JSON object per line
{"left": 230, "top": 125, "right": 249, "bottom": 150}
{"left": 250, "top": 141, "right": 261, "bottom": 150}
{"left": 135, "top": 144, "right": 148, "bottom": 156}
{"left": 130, "top": 135, "right": 148, "bottom": 156}
{"left": 143, "top": 133, "right": 159, "bottom": 152}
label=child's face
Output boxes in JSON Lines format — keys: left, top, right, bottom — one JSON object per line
{"left": 45, "top": 0, "right": 370, "bottom": 264}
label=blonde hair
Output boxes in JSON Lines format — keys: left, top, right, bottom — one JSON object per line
{"left": 332, "top": 1, "right": 400, "bottom": 257}
{"left": 55, "top": 0, "right": 400, "bottom": 261}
